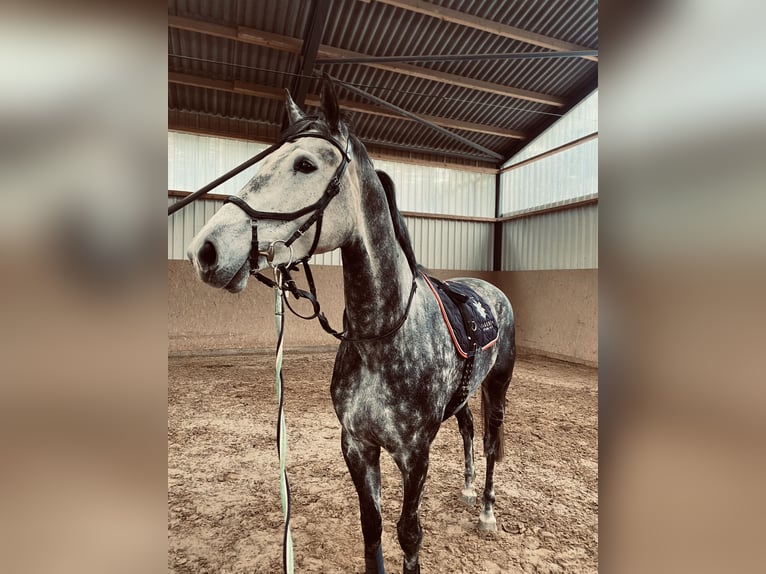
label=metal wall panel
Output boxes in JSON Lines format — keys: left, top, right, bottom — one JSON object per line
{"left": 498, "top": 90, "right": 598, "bottom": 271}
{"left": 169, "top": 132, "right": 496, "bottom": 217}
{"left": 503, "top": 89, "right": 598, "bottom": 167}
{"left": 500, "top": 138, "right": 598, "bottom": 215}
{"left": 309, "top": 248, "right": 343, "bottom": 266}
{"left": 502, "top": 203, "right": 598, "bottom": 271}
{"left": 168, "top": 131, "right": 269, "bottom": 197}
{"left": 169, "top": 194, "right": 341, "bottom": 264}
{"left": 168, "top": 199, "right": 492, "bottom": 270}
{"left": 373, "top": 158, "right": 495, "bottom": 217}
{"left": 168, "top": 196, "right": 225, "bottom": 260}
{"left": 405, "top": 216, "right": 493, "bottom": 271}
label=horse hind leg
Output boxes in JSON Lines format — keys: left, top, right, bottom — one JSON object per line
{"left": 478, "top": 349, "right": 515, "bottom": 532}
{"left": 454, "top": 404, "right": 477, "bottom": 506}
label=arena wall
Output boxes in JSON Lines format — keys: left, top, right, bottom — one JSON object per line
{"left": 169, "top": 261, "right": 596, "bottom": 366}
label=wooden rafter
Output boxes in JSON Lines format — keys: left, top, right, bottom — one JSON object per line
{"left": 169, "top": 72, "right": 526, "bottom": 139}
{"left": 370, "top": 0, "right": 598, "bottom": 62}
{"left": 168, "top": 15, "right": 565, "bottom": 107}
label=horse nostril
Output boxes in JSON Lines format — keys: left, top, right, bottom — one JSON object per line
{"left": 198, "top": 240, "right": 218, "bottom": 270}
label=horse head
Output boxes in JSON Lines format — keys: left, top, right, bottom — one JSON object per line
{"left": 186, "top": 77, "right": 358, "bottom": 292}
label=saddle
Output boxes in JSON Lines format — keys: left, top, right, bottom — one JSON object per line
{"left": 422, "top": 273, "right": 499, "bottom": 419}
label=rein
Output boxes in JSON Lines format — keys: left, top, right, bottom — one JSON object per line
{"left": 254, "top": 260, "right": 417, "bottom": 342}
{"left": 272, "top": 267, "right": 294, "bottom": 574}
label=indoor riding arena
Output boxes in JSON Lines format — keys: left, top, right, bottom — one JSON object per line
{"left": 168, "top": 1, "right": 598, "bottom": 573}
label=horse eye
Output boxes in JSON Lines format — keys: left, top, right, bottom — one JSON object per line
{"left": 294, "top": 159, "right": 317, "bottom": 174}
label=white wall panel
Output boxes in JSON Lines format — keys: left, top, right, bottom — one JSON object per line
{"left": 168, "top": 196, "right": 225, "bottom": 260}
{"left": 372, "top": 159, "right": 495, "bottom": 217}
{"left": 498, "top": 89, "right": 598, "bottom": 272}
{"left": 503, "top": 90, "right": 598, "bottom": 167}
{"left": 500, "top": 138, "right": 598, "bottom": 215}
{"left": 169, "top": 131, "right": 495, "bottom": 217}
{"left": 169, "top": 198, "right": 492, "bottom": 270}
{"left": 404, "top": 216, "right": 493, "bottom": 271}
{"left": 502, "top": 204, "right": 598, "bottom": 271}
{"left": 168, "top": 132, "right": 269, "bottom": 196}
{"left": 309, "top": 248, "right": 342, "bottom": 266}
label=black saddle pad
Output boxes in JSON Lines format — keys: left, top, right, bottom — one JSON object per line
{"left": 422, "top": 273, "right": 499, "bottom": 358}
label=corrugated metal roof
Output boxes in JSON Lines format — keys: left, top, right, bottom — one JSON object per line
{"left": 168, "top": 0, "right": 598, "bottom": 168}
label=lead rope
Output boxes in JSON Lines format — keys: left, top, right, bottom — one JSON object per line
{"left": 273, "top": 267, "right": 294, "bottom": 574}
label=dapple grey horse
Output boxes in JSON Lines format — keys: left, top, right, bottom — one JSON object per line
{"left": 187, "top": 77, "right": 515, "bottom": 574}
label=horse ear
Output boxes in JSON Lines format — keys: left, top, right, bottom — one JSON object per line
{"left": 321, "top": 74, "right": 341, "bottom": 131}
{"left": 284, "top": 89, "right": 306, "bottom": 125}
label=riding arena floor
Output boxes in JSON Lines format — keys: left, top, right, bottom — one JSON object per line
{"left": 168, "top": 350, "right": 598, "bottom": 573}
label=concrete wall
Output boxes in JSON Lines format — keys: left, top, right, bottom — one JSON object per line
{"left": 494, "top": 269, "right": 598, "bottom": 366}
{"left": 169, "top": 260, "right": 346, "bottom": 352}
{"left": 169, "top": 261, "right": 597, "bottom": 366}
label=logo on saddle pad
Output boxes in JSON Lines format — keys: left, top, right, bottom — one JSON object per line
{"left": 422, "top": 273, "right": 499, "bottom": 359}
{"left": 472, "top": 299, "right": 489, "bottom": 320}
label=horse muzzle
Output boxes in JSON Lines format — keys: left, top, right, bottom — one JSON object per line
{"left": 186, "top": 232, "right": 253, "bottom": 291}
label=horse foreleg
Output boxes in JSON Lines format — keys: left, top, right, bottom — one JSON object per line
{"left": 393, "top": 447, "right": 430, "bottom": 574}
{"left": 455, "top": 404, "right": 477, "bottom": 505}
{"left": 341, "top": 428, "right": 386, "bottom": 574}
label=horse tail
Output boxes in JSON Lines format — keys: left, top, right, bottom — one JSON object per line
{"left": 481, "top": 382, "right": 505, "bottom": 463}
{"left": 481, "top": 303, "right": 515, "bottom": 464}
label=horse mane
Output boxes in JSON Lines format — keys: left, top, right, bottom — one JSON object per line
{"left": 374, "top": 169, "right": 419, "bottom": 273}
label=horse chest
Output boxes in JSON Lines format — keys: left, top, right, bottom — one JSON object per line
{"left": 330, "top": 343, "right": 457, "bottom": 451}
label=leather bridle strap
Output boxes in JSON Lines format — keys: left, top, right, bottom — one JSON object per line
{"left": 219, "top": 130, "right": 418, "bottom": 343}
{"left": 259, "top": 261, "right": 418, "bottom": 342}
{"left": 224, "top": 132, "right": 351, "bottom": 270}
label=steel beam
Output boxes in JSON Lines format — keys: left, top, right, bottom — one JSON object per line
{"left": 329, "top": 75, "right": 504, "bottom": 161}
{"left": 363, "top": 138, "right": 498, "bottom": 163}
{"left": 316, "top": 50, "right": 598, "bottom": 66}
{"left": 291, "top": 0, "right": 331, "bottom": 108}
{"left": 493, "top": 172, "right": 503, "bottom": 271}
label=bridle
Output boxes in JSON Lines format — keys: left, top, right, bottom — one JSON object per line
{"left": 224, "top": 131, "right": 351, "bottom": 273}
{"left": 221, "top": 129, "right": 417, "bottom": 342}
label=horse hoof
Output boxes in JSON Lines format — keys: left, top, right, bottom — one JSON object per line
{"left": 460, "top": 492, "right": 476, "bottom": 506}
{"left": 478, "top": 512, "right": 497, "bottom": 532}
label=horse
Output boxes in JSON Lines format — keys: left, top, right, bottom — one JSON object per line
{"left": 186, "top": 76, "right": 516, "bottom": 574}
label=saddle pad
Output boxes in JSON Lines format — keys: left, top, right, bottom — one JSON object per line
{"left": 422, "top": 273, "right": 499, "bottom": 358}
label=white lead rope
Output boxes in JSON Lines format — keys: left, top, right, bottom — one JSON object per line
{"left": 273, "top": 268, "right": 294, "bottom": 573}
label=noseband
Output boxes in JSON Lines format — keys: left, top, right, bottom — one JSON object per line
{"left": 224, "top": 132, "right": 351, "bottom": 272}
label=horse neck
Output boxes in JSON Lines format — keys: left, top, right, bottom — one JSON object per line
{"left": 340, "top": 168, "right": 413, "bottom": 338}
